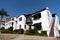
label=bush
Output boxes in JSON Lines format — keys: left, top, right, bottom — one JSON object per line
{"left": 7, "top": 27, "right": 13, "bottom": 33}
{"left": 0, "top": 27, "right": 5, "bottom": 30}
{"left": 1, "top": 27, "right": 13, "bottom": 33}
{"left": 13, "top": 29, "right": 24, "bottom": 34}
{"left": 39, "top": 31, "right": 48, "bottom": 36}
{"left": 1, "top": 29, "right": 12, "bottom": 33}
{"left": 24, "top": 29, "right": 38, "bottom": 35}
{"left": 0, "top": 27, "right": 5, "bottom": 33}
{"left": 25, "top": 29, "right": 47, "bottom": 36}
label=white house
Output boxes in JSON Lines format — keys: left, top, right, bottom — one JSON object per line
{"left": 1, "top": 17, "right": 12, "bottom": 29}
{"left": 16, "top": 14, "right": 29, "bottom": 31}
{"left": 31, "top": 7, "right": 60, "bottom": 37}
{"left": 31, "top": 7, "right": 53, "bottom": 36}
{"left": 1, "top": 7, "right": 60, "bottom": 37}
{"left": 54, "top": 14, "right": 60, "bottom": 37}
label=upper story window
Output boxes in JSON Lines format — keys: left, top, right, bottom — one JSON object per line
{"left": 12, "top": 18, "right": 14, "bottom": 21}
{"left": 33, "top": 13, "right": 41, "bottom": 20}
{"left": 19, "top": 17, "right": 22, "bottom": 21}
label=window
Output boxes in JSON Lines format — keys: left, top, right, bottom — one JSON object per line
{"left": 29, "top": 25, "right": 31, "bottom": 29}
{"left": 12, "top": 22, "right": 14, "bottom": 26}
{"left": 12, "top": 18, "right": 14, "bottom": 21}
{"left": 33, "top": 23, "right": 42, "bottom": 30}
{"left": 15, "top": 21, "right": 17, "bottom": 23}
{"left": 19, "top": 17, "right": 22, "bottom": 21}
{"left": 38, "top": 13, "right": 41, "bottom": 18}
{"left": 25, "top": 25, "right": 26, "bottom": 29}
{"left": 19, "top": 25, "right": 21, "bottom": 29}
{"left": 34, "top": 15, "right": 37, "bottom": 20}
{"left": 33, "top": 13, "right": 41, "bottom": 20}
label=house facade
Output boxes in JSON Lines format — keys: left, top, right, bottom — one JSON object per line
{"left": 32, "top": 7, "right": 53, "bottom": 37}
{"left": 1, "top": 7, "right": 60, "bottom": 37}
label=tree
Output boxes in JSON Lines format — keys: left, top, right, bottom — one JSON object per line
{"left": 0, "top": 9, "right": 9, "bottom": 33}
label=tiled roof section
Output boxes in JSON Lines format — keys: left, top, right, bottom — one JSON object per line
{"left": 2, "top": 17, "right": 11, "bottom": 23}
{"left": 6, "top": 18, "right": 11, "bottom": 22}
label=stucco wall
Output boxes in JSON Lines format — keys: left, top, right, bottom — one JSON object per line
{"left": 17, "top": 15, "right": 26, "bottom": 30}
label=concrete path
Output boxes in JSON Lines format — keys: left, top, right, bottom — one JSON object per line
{"left": 12, "top": 34, "right": 60, "bottom": 40}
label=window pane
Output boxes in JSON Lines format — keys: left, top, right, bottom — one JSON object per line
{"left": 19, "top": 25, "right": 21, "bottom": 29}
{"left": 19, "top": 17, "right": 22, "bottom": 21}
{"left": 38, "top": 13, "right": 41, "bottom": 18}
{"left": 12, "top": 18, "right": 14, "bottom": 21}
{"left": 33, "top": 13, "right": 41, "bottom": 20}
{"left": 25, "top": 25, "right": 26, "bottom": 29}
{"left": 34, "top": 15, "right": 37, "bottom": 20}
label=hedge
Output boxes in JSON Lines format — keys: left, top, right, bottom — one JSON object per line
{"left": 13, "top": 29, "right": 24, "bottom": 34}
{"left": 24, "top": 29, "right": 47, "bottom": 36}
{"left": 1, "top": 27, "right": 13, "bottom": 33}
{"left": 24, "top": 29, "right": 38, "bottom": 35}
{"left": 39, "top": 31, "right": 48, "bottom": 36}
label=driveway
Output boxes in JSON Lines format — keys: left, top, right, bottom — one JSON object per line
{"left": 12, "top": 34, "right": 60, "bottom": 40}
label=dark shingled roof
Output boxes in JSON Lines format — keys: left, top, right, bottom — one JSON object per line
{"left": 32, "top": 7, "right": 49, "bottom": 15}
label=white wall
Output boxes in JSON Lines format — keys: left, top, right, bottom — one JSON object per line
{"left": 41, "top": 9, "right": 53, "bottom": 36}
{"left": 54, "top": 15, "right": 60, "bottom": 30}
{"left": 54, "top": 15, "right": 60, "bottom": 37}
{"left": 17, "top": 15, "right": 26, "bottom": 31}
{"left": 32, "top": 7, "right": 53, "bottom": 36}
{"left": 41, "top": 10, "right": 49, "bottom": 30}
{"left": 11, "top": 17, "right": 17, "bottom": 30}
{"left": 4, "top": 21, "right": 12, "bottom": 29}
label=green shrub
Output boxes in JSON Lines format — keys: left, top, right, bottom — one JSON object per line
{"left": 0, "top": 27, "right": 5, "bottom": 30}
{"left": 7, "top": 27, "right": 13, "bottom": 33}
{"left": 13, "top": 29, "right": 24, "bottom": 34}
{"left": 1, "top": 27, "right": 13, "bottom": 33}
{"left": 39, "top": 31, "right": 48, "bottom": 36}
{"left": 24, "top": 29, "right": 38, "bottom": 35}
{"left": 1, "top": 29, "right": 12, "bottom": 33}
{"left": 25, "top": 29, "right": 47, "bottom": 36}
{"left": 0, "top": 27, "right": 5, "bottom": 33}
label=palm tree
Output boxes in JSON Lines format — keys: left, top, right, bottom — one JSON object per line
{"left": 0, "top": 9, "right": 9, "bottom": 33}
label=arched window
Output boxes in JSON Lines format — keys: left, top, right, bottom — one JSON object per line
{"left": 19, "top": 17, "right": 22, "bottom": 21}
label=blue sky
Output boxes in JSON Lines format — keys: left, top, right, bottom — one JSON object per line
{"left": 0, "top": 0, "right": 60, "bottom": 20}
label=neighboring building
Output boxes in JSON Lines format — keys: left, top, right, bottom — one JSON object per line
{"left": 1, "top": 7, "right": 60, "bottom": 37}
{"left": 1, "top": 17, "right": 12, "bottom": 29}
